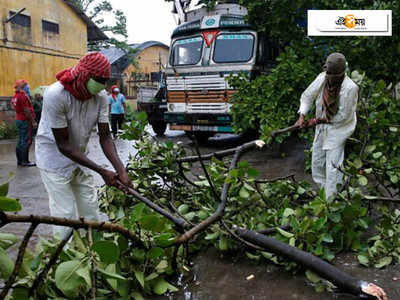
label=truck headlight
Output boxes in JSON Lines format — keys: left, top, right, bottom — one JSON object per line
{"left": 168, "top": 104, "right": 175, "bottom": 111}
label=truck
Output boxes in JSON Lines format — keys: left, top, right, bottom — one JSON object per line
{"left": 163, "top": 0, "right": 280, "bottom": 141}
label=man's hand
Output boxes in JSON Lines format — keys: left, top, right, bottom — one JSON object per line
{"left": 32, "top": 121, "right": 38, "bottom": 129}
{"left": 118, "top": 170, "right": 131, "bottom": 188}
{"left": 100, "top": 169, "right": 119, "bottom": 188}
{"left": 295, "top": 114, "right": 306, "bottom": 128}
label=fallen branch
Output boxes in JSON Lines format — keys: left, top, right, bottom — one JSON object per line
{"left": 175, "top": 140, "right": 265, "bottom": 244}
{"left": 0, "top": 223, "right": 38, "bottom": 299}
{"left": 0, "top": 214, "right": 144, "bottom": 247}
{"left": 177, "top": 140, "right": 266, "bottom": 163}
{"left": 117, "top": 185, "right": 190, "bottom": 231}
{"left": 29, "top": 229, "right": 73, "bottom": 297}
{"left": 236, "top": 228, "right": 387, "bottom": 300}
{"left": 363, "top": 196, "right": 400, "bottom": 203}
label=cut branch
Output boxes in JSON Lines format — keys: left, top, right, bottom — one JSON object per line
{"left": 236, "top": 228, "right": 387, "bottom": 300}
{"left": 0, "top": 214, "right": 144, "bottom": 247}
{"left": 0, "top": 223, "right": 38, "bottom": 299}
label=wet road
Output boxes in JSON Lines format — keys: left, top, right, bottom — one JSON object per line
{"left": 0, "top": 129, "right": 399, "bottom": 299}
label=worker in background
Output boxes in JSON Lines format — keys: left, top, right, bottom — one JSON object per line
{"left": 108, "top": 85, "right": 127, "bottom": 139}
{"left": 32, "top": 93, "right": 43, "bottom": 135}
{"left": 11, "top": 79, "right": 37, "bottom": 167}
{"left": 35, "top": 52, "right": 130, "bottom": 239}
{"left": 295, "top": 53, "right": 358, "bottom": 199}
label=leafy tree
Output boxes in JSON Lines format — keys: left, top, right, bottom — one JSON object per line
{"left": 72, "top": 0, "right": 132, "bottom": 52}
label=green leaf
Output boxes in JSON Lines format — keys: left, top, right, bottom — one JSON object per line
{"left": 97, "top": 267, "right": 127, "bottom": 281}
{"left": 134, "top": 270, "right": 145, "bottom": 288}
{"left": 297, "top": 187, "right": 306, "bottom": 195}
{"left": 55, "top": 260, "right": 85, "bottom": 298}
{"left": 76, "top": 266, "right": 92, "bottom": 287}
{"left": 374, "top": 256, "right": 392, "bottom": 269}
{"left": 205, "top": 232, "right": 219, "bottom": 240}
{"left": 353, "top": 158, "right": 363, "bottom": 169}
{"left": 372, "top": 152, "right": 382, "bottom": 159}
{"left": 132, "top": 292, "right": 144, "bottom": 300}
{"left": 0, "top": 246, "right": 14, "bottom": 280}
{"left": 239, "top": 187, "right": 250, "bottom": 199}
{"left": 305, "top": 270, "right": 322, "bottom": 283}
{"left": 153, "top": 278, "right": 178, "bottom": 295}
{"left": 92, "top": 241, "right": 120, "bottom": 264}
{"left": 276, "top": 227, "right": 294, "bottom": 238}
{"left": 156, "top": 260, "right": 168, "bottom": 272}
{"left": 0, "top": 173, "right": 14, "bottom": 197}
{"left": 0, "top": 233, "right": 18, "bottom": 250}
{"left": 283, "top": 208, "right": 295, "bottom": 218}
{"left": 0, "top": 197, "right": 21, "bottom": 212}
{"left": 178, "top": 204, "right": 189, "bottom": 215}
{"left": 218, "top": 236, "right": 229, "bottom": 251}
{"left": 105, "top": 264, "right": 118, "bottom": 291}
{"left": 357, "top": 255, "right": 370, "bottom": 267}
{"left": 147, "top": 247, "right": 164, "bottom": 259}
{"left": 322, "top": 233, "right": 333, "bottom": 243}
{"left": 154, "top": 233, "right": 175, "bottom": 247}
{"left": 248, "top": 168, "right": 260, "bottom": 178}
{"left": 358, "top": 176, "right": 368, "bottom": 186}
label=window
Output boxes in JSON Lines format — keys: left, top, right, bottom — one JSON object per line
{"left": 9, "top": 11, "right": 31, "bottom": 27}
{"left": 170, "top": 37, "right": 203, "bottom": 66}
{"left": 42, "top": 20, "right": 59, "bottom": 34}
{"left": 213, "top": 33, "right": 255, "bottom": 63}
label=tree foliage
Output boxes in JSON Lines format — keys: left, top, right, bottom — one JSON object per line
{"left": 72, "top": 0, "right": 131, "bottom": 52}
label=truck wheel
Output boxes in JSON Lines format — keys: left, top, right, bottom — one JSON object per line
{"left": 185, "top": 131, "right": 214, "bottom": 143}
{"left": 152, "top": 122, "right": 167, "bottom": 136}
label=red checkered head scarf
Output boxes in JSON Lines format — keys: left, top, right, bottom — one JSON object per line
{"left": 56, "top": 52, "right": 111, "bottom": 101}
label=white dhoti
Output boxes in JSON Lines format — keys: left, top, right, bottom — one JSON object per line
{"left": 311, "top": 130, "right": 345, "bottom": 199}
{"left": 40, "top": 168, "right": 100, "bottom": 239}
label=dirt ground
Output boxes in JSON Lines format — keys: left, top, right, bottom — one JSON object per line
{"left": 0, "top": 128, "right": 399, "bottom": 299}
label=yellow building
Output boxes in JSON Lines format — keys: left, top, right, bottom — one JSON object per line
{"left": 102, "top": 41, "right": 169, "bottom": 99}
{"left": 0, "top": 0, "right": 106, "bottom": 121}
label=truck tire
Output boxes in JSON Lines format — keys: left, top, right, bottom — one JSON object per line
{"left": 152, "top": 122, "right": 167, "bottom": 136}
{"left": 185, "top": 131, "right": 214, "bottom": 143}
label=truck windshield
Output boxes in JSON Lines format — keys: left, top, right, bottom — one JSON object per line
{"left": 213, "top": 33, "right": 255, "bottom": 63}
{"left": 171, "top": 37, "right": 203, "bottom": 66}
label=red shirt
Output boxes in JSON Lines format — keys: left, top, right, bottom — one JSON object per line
{"left": 11, "top": 91, "right": 35, "bottom": 121}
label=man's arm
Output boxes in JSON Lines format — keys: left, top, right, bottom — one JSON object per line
{"left": 23, "top": 107, "right": 37, "bottom": 128}
{"left": 98, "top": 123, "right": 130, "bottom": 186}
{"left": 52, "top": 127, "right": 119, "bottom": 187}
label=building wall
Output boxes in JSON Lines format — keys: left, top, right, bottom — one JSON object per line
{"left": 0, "top": 0, "right": 88, "bottom": 98}
{"left": 123, "top": 46, "right": 169, "bottom": 98}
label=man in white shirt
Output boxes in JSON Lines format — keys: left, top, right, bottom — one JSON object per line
{"left": 36, "top": 52, "right": 130, "bottom": 238}
{"left": 295, "top": 53, "right": 359, "bottom": 198}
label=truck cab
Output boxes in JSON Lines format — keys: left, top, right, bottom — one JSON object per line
{"left": 164, "top": 3, "right": 278, "bottom": 141}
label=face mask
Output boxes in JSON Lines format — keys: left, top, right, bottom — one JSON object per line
{"left": 87, "top": 78, "right": 105, "bottom": 96}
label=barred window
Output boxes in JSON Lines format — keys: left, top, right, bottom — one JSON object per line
{"left": 42, "top": 20, "right": 59, "bottom": 34}
{"left": 9, "top": 11, "right": 31, "bottom": 27}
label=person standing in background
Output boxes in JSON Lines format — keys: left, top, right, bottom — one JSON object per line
{"left": 11, "top": 80, "right": 37, "bottom": 167}
{"left": 108, "top": 85, "right": 126, "bottom": 139}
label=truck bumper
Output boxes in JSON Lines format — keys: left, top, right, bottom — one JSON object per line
{"left": 164, "top": 113, "right": 233, "bottom": 133}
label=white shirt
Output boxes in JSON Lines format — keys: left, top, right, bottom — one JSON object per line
{"left": 35, "top": 81, "right": 109, "bottom": 178}
{"left": 299, "top": 72, "right": 359, "bottom": 150}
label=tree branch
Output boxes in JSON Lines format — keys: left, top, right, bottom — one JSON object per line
{"left": 29, "top": 229, "right": 73, "bottom": 297}
{"left": 0, "top": 223, "right": 38, "bottom": 299}
{"left": 0, "top": 214, "right": 144, "bottom": 247}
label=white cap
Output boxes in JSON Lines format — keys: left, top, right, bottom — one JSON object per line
{"left": 113, "top": 88, "right": 120, "bottom": 93}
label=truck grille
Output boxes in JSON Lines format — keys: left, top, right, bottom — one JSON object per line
{"left": 167, "top": 74, "right": 231, "bottom": 91}
{"left": 187, "top": 103, "right": 228, "bottom": 113}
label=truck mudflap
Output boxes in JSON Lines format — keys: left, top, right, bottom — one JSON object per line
{"left": 165, "top": 112, "right": 233, "bottom": 133}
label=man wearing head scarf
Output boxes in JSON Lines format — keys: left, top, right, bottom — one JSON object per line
{"left": 108, "top": 85, "right": 126, "bottom": 139}
{"left": 295, "top": 53, "right": 359, "bottom": 199}
{"left": 11, "top": 79, "right": 37, "bottom": 167}
{"left": 35, "top": 52, "right": 130, "bottom": 239}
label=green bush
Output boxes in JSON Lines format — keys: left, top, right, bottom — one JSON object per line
{"left": 0, "top": 121, "right": 17, "bottom": 140}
